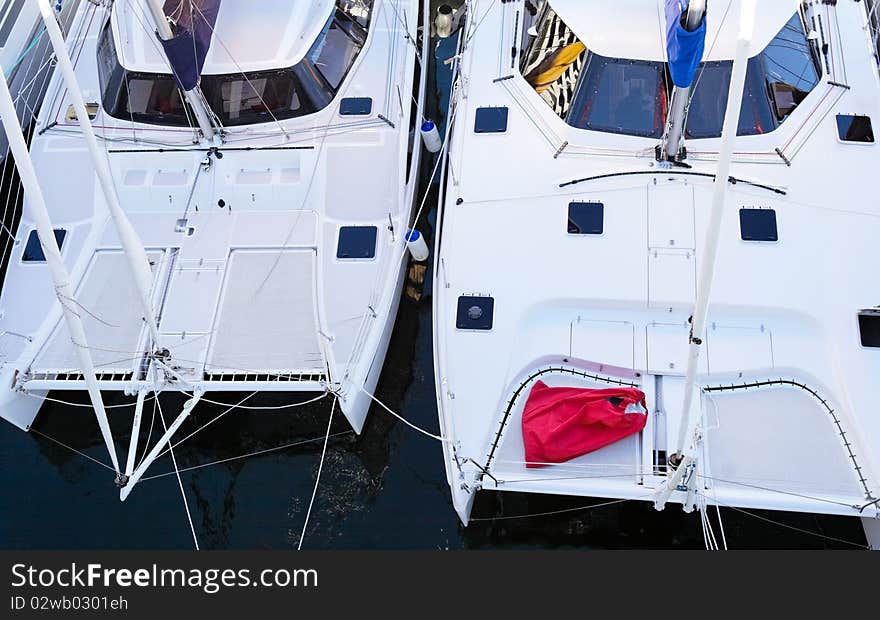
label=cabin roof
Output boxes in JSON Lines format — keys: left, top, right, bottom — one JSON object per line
{"left": 113, "top": 0, "right": 335, "bottom": 75}
{"left": 548, "top": 0, "right": 802, "bottom": 61}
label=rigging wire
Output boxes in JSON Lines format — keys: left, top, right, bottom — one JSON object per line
{"left": 141, "top": 429, "right": 354, "bottom": 482}
{"left": 23, "top": 391, "right": 158, "bottom": 410}
{"left": 155, "top": 391, "right": 330, "bottom": 459}
{"left": 157, "top": 397, "right": 200, "bottom": 550}
{"left": 189, "top": 0, "right": 288, "bottom": 137}
{"left": 297, "top": 397, "right": 336, "bottom": 551}
{"left": 29, "top": 427, "right": 115, "bottom": 471}
{"left": 3, "top": 27, "right": 48, "bottom": 79}
{"left": 136, "top": 393, "right": 158, "bottom": 472}
{"left": 469, "top": 497, "right": 634, "bottom": 522}
{"left": 197, "top": 392, "right": 330, "bottom": 411}
{"left": 710, "top": 496, "right": 869, "bottom": 549}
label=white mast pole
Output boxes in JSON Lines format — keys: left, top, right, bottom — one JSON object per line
{"left": 662, "top": 0, "right": 707, "bottom": 160}
{"left": 672, "top": 0, "right": 757, "bottom": 459}
{"left": 35, "top": 0, "right": 160, "bottom": 345}
{"left": 120, "top": 390, "right": 203, "bottom": 500}
{"left": 0, "top": 63, "right": 122, "bottom": 479}
{"left": 143, "top": 0, "right": 217, "bottom": 141}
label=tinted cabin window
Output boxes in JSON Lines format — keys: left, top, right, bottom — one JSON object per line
{"left": 212, "top": 70, "right": 316, "bottom": 126}
{"left": 97, "top": 1, "right": 374, "bottom": 127}
{"left": 686, "top": 59, "right": 777, "bottom": 138}
{"left": 760, "top": 14, "right": 820, "bottom": 120}
{"left": 568, "top": 56, "right": 666, "bottom": 139}
{"left": 309, "top": 11, "right": 367, "bottom": 90}
{"left": 122, "top": 76, "right": 188, "bottom": 124}
{"left": 687, "top": 14, "right": 819, "bottom": 137}
{"left": 521, "top": 10, "right": 819, "bottom": 140}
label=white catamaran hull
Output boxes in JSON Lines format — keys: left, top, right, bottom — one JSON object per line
{"left": 0, "top": 0, "right": 429, "bottom": 493}
{"left": 434, "top": 0, "right": 880, "bottom": 545}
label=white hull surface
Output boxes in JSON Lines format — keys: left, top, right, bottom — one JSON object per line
{"left": 434, "top": 0, "right": 880, "bottom": 543}
{"left": 0, "top": 0, "right": 427, "bottom": 462}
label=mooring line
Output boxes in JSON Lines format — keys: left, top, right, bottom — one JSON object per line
{"left": 157, "top": 398, "right": 199, "bottom": 551}
{"left": 298, "top": 398, "right": 336, "bottom": 550}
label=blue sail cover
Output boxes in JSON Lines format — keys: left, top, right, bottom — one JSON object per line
{"left": 159, "top": 0, "right": 222, "bottom": 91}
{"left": 665, "top": 0, "right": 706, "bottom": 88}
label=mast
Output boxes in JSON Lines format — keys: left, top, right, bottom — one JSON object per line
{"left": 34, "top": 0, "right": 160, "bottom": 346}
{"left": 144, "top": 0, "right": 218, "bottom": 141}
{"left": 660, "top": 0, "right": 707, "bottom": 161}
{"left": 0, "top": 61, "right": 123, "bottom": 482}
{"left": 672, "top": 0, "right": 758, "bottom": 462}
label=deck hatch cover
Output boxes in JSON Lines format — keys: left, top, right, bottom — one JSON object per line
{"left": 474, "top": 107, "right": 509, "bottom": 133}
{"left": 836, "top": 114, "right": 874, "bottom": 143}
{"left": 22, "top": 229, "right": 67, "bottom": 262}
{"left": 739, "top": 209, "right": 777, "bottom": 242}
{"left": 568, "top": 202, "right": 604, "bottom": 235}
{"left": 858, "top": 310, "right": 880, "bottom": 348}
{"left": 337, "top": 226, "right": 378, "bottom": 259}
{"left": 456, "top": 296, "right": 494, "bottom": 330}
{"left": 340, "top": 97, "right": 373, "bottom": 115}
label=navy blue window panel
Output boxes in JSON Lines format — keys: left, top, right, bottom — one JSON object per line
{"left": 456, "top": 296, "right": 494, "bottom": 330}
{"left": 340, "top": 97, "right": 373, "bottom": 116}
{"left": 474, "top": 107, "right": 509, "bottom": 133}
{"left": 337, "top": 226, "right": 378, "bottom": 259}
{"left": 859, "top": 311, "right": 880, "bottom": 348}
{"left": 739, "top": 209, "right": 778, "bottom": 242}
{"left": 836, "top": 114, "right": 874, "bottom": 143}
{"left": 568, "top": 202, "right": 604, "bottom": 235}
{"left": 22, "top": 229, "right": 66, "bottom": 262}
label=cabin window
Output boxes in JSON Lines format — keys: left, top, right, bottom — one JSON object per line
{"left": 858, "top": 310, "right": 880, "bottom": 348}
{"left": 121, "top": 76, "right": 189, "bottom": 124}
{"left": 837, "top": 114, "right": 874, "bottom": 143}
{"left": 22, "top": 229, "right": 66, "bottom": 263}
{"left": 687, "top": 14, "right": 819, "bottom": 137}
{"left": 97, "top": 1, "right": 374, "bottom": 127}
{"left": 309, "top": 9, "right": 367, "bottom": 90}
{"left": 520, "top": 9, "right": 819, "bottom": 140}
{"left": 568, "top": 56, "right": 666, "bottom": 139}
{"left": 456, "top": 296, "right": 495, "bottom": 331}
{"left": 213, "top": 70, "right": 315, "bottom": 125}
{"left": 739, "top": 208, "right": 778, "bottom": 242}
{"left": 568, "top": 202, "right": 604, "bottom": 235}
{"left": 337, "top": 226, "right": 378, "bottom": 259}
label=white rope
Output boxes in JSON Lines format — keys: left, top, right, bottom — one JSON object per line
{"left": 197, "top": 392, "right": 329, "bottom": 411}
{"left": 298, "top": 397, "right": 336, "bottom": 550}
{"left": 157, "top": 397, "right": 200, "bottom": 551}
{"left": 715, "top": 504, "right": 728, "bottom": 550}
{"left": 154, "top": 391, "right": 331, "bottom": 460}
{"left": 155, "top": 391, "right": 260, "bottom": 458}
{"left": 23, "top": 391, "right": 158, "bottom": 409}
{"left": 360, "top": 385, "right": 451, "bottom": 444}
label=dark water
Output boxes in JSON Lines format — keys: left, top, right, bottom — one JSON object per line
{"left": 0, "top": 22, "right": 868, "bottom": 551}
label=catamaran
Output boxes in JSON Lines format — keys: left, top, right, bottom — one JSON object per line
{"left": 433, "top": 0, "right": 880, "bottom": 548}
{"left": 0, "top": 0, "right": 428, "bottom": 499}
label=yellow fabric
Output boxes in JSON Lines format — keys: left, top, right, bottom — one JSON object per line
{"left": 527, "top": 42, "right": 586, "bottom": 92}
